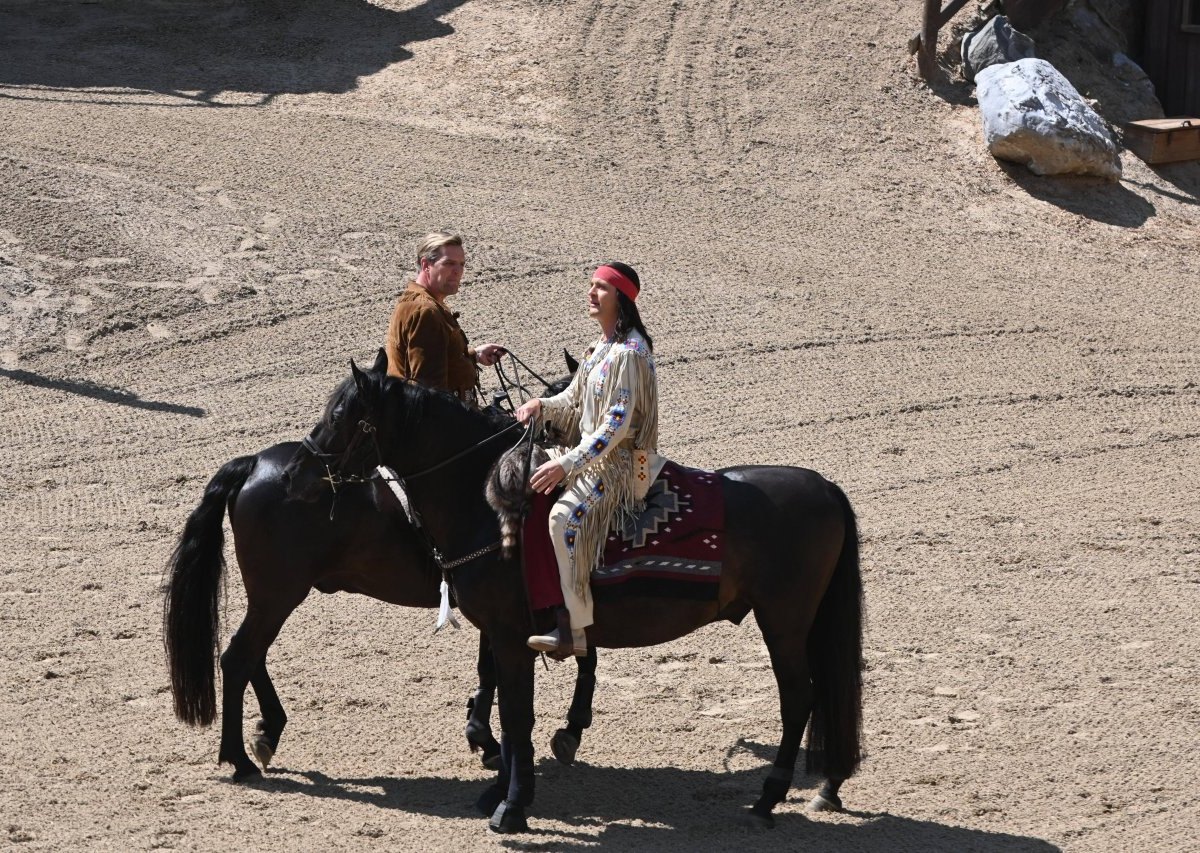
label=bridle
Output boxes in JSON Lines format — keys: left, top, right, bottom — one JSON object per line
{"left": 299, "top": 404, "right": 530, "bottom": 572}
{"left": 302, "top": 418, "right": 382, "bottom": 495}
{"left": 298, "top": 354, "right": 553, "bottom": 575}
{"left": 302, "top": 416, "right": 526, "bottom": 489}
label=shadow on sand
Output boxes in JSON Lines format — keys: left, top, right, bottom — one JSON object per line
{"left": 254, "top": 745, "right": 1060, "bottom": 852}
{"left": 0, "top": 0, "right": 468, "bottom": 105}
{"left": 999, "top": 162, "right": 1156, "bottom": 227}
{"left": 0, "top": 367, "right": 205, "bottom": 417}
{"left": 1133, "top": 159, "right": 1200, "bottom": 206}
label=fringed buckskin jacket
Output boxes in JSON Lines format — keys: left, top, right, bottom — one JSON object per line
{"left": 385, "top": 281, "right": 478, "bottom": 402}
{"left": 539, "top": 329, "right": 663, "bottom": 592}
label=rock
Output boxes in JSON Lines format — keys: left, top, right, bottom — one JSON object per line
{"left": 1001, "top": 0, "right": 1068, "bottom": 32}
{"left": 1109, "top": 52, "right": 1164, "bottom": 125}
{"left": 962, "top": 16, "right": 1036, "bottom": 83}
{"left": 976, "top": 58, "right": 1121, "bottom": 180}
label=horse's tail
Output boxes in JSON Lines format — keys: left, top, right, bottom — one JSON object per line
{"left": 163, "top": 454, "right": 256, "bottom": 727}
{"left": 805, "top": 483, "right": 864, "bottom": 780}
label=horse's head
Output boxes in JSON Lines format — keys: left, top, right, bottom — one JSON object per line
{"left": 283, "top": 349, "right": 390, "bottom": 503}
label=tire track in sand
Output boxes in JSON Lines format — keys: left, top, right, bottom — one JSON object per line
{"left": 571, "top": 0, "right": 752, "bottom": 163}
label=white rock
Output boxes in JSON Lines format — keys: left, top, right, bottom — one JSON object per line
{"left": 976, "top": 58, "right": 1121, "bottom": 180}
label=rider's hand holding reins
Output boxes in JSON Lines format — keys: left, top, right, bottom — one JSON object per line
{"left": 517, "top": 399, "right": 564, "bottom": 493}
{"left": 475, "top": 343, "right": 507, "bottom": 367}
{"left": 515, "top": 398, "right": 541, "bottom": 424}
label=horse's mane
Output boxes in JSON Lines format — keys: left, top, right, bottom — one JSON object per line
{"left": 321, "top": 376, "right": 355, "bottom": 425}
{"left": 367, "top": 369, "right": 516, "bottom": 437}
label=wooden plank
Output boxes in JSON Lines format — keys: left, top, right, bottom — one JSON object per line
{"left": 1140, "top": 0, "right": 1200, "bottom": 117}
{"left": 1171, "top": 18, "right": 1191, "bottom": 114}
{"left": 913, "top": 0, "right": 973, "bottom": 79}
{"left": 918, "top": 0, "right": 941, "bottom": 79}
{"left": 1129, "top": 118, "right": 1200, "bottom": 130}
{"left": 1141, "top": 0, "right": 1169, "bottom": 89}
{"left": 1187, "top": 33, "right": 1200, "bottom": 116}
{"left": 935, "top": 0, "right": 973, "bottom": 30}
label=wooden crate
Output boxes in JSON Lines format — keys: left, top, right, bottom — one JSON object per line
{"left": 1124, "top": 118, "right": 1200, "bottom": 165}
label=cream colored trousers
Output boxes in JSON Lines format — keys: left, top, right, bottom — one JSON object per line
{"left": 549, "top": 487, "right": 598, "bottom": 630}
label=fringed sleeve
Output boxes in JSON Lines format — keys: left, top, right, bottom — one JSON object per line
{"left": 538, "top": 347, "right": 589, "bottom": 443}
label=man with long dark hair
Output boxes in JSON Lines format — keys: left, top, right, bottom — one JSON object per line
{"left": 515, "top": 262, "right": 662, "bottom": 656}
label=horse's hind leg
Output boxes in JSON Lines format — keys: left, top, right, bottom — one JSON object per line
{"left": 551, "top": 646, "right": 597, "bottom": 766}
{"left": 466, "top": 633, "right": 502, "bottom": 769}
{"left": 746, "top": 619, "right": 814, "bottom": 828}
{"left": 218, "top": 599, "right": 300, "bottom": 781}
{"left": 249, "top": 660, "right": 287, "bottom": 769}
{"left": 808, "top": 777, "right": 845, "bottom": 812}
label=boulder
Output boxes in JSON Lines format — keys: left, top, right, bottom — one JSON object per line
{"left": 962, "top": 16, "right": 1036, "bottom": 83}
{"left": 976, "top": 58, "right": 1121, "bottom": 180}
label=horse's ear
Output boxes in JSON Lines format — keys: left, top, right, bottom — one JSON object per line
{"left": 350, "top": 358, "right": 368, "bottom": 392}
{"left": 564, "top": 348, "right": 578, "bottom": 375}
{"left": 371, "top": 347, "right": 388, "bottom": 374}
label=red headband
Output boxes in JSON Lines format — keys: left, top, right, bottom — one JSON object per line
{"left": 593, "top": 265, "right": 639, "bottom": 302}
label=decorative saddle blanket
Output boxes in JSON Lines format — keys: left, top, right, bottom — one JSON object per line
{"left": 522, "top": 461, "right": 725, "bottom": 609}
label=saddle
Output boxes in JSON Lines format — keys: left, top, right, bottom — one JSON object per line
{"left": 521, "top": 461, "right": 725, "bottom": 609}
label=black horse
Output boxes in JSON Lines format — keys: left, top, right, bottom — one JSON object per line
{"left": 162, "top": 365, "right": 598, "bottom": 782}
{"left": 281, "top": 352, "right": 865, "bottom": 833}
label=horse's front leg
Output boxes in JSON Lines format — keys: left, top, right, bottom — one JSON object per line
{"left": 487, "top": 644, "right": 536, "bottom": 834}
{"left": 465, "top": 632, "right": 502, "bottom": 769}
{"left": 551, "top": 645, "right": 597, "bottom": 765}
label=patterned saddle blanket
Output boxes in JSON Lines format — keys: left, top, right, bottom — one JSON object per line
{"left": 521, "top": 461, "right": 725, "bottom": 609}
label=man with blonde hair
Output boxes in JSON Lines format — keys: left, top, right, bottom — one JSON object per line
{"left": 385, "top": 232, "right": 505, "bottom": 404}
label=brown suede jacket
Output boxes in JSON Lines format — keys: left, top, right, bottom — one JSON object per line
{"left": 385, "top": 281, "right": 478, "bottom": 400}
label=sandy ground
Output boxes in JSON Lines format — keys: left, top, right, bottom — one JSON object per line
{"left": 2, "top": 1, "right": 1199, "bottom": 850}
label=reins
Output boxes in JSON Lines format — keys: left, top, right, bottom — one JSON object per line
{"left": 300, "top": 354, "right": 552, "bottom": 572}
{"left": 402, "top": 419, "right": 524, "bottom": 482}
{"left": 374, "top": 419, "right": 534, "bottom": 591}
{"left": 492, "top": 349, "right": 554, "bottom": 413}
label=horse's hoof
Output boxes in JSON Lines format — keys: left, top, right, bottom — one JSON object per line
{"left": 807, "top": 792, "right": 843, "bottom": 813}
{"left": 231, "top": 763, "right": 264, "bottom": 783}
{"left": 738, "top": 808, "right": 774, "bottom": 830}
{"left": 550, "top": 728, "right": 579, "bottom": 766}
{"left": 250, "top": 736, "right": 275, "bottom": 769}
{"left": 481, "top": 748, "right": 503, "bottom": 771}
{"left": 475, "top": 784, "right": 505, "bottom": 817}
{"left": 466, "top": 726, "right": 501, "bottom": 760}
{"left": 488, "top": 800, "right": 529, "bottom": 834}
